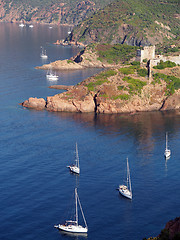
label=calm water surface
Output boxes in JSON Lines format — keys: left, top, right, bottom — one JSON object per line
{"left": 0, "top": 23, "right": 180, "bottom": 240}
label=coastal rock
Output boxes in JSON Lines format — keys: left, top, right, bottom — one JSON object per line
{"left": 36, "top": 59, "right": 84, "bottom": 70}
{"left": 46, "top": 88, "right": 95, "bottom": 112}
{"left": 145, "top": 216, "right": 180, "bottom": 240}
{"left": 164, "top": 217, "right": 180, "bottom": 240}
{"left": 46, "top": 96, "right": 77, "bottom": 112}
{"left": 160, "top": 90, "right": 180, "bottom": 111}
{"left": 36, "top": 48, "right": 114, "bottom": 70}
{"left": 49, "top": 85, "right": 73, "bottom": 90}
{"left": 21, "top": 97, "right": 46, "bottom": 110}
{"left": 21, "top": 64, "right": 180, "bottom": 114}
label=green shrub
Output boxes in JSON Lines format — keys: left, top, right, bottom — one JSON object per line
{"left": 119, "top": 94, "right": 130, "bottom": 100}
{"left": 131, "top": 61, "right": 140, "bottom": 66}
{"left": 67, "top": 59, "right": 74, "bottom": 64}
{"left": 117, "top": 85, "right": 124, "bottom": 90}
{"left": 97, "top": 44, "right": 138, "bottom": 63}
{"left": 86, "top": 82, "right": 95, "bottom": 91}
{"left": 137, "top": 68, "right": 148, "bottom": 77}
{"left": 119, "top": 67, "right": 135, "bottom": 75}
{"left": 123, "top": 76, "right": 147, "bottom": 94}
{"left": 86, "top": 78, "right": 109, "bottom": 91}
{"left": 112, "top": 94, "right": 130, "bottom": 100}
{"left": 95, "top": 70, "right": 117, "bottom": 80}
{"left": 99, "top": 94, "right": 108, "bottom": 98}
{"left": 153, "top": 60, "right": 176, "bottom": 69}
{"left": 153, "top": 73, "right": 180, "bottom": 96}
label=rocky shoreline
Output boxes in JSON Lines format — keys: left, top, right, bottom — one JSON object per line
{"left": 35, "top": 48, "right": 115, "bottom": 70}
{"left": 145, "top": 217, "right": 180, "bottom": 240}
{"left": 22, "top": 48, "right": 180, "bottom": 114}
{"left": 20, "top": 67, "right": 180, "bottom": 114}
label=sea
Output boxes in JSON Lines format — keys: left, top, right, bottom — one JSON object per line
{"left": 0, "top": 22, "right": 179, "bottom": 240}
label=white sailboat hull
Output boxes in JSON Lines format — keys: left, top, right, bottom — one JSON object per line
{"left": 164, "top": 149, "right": 171, "bottom": 158}
{"left": 46, "top": 74, "right": 58, "bottom": 80}
{"left": 67, "top": 165, "right": 80, "bottom": 174}
{"left": 119, "top": 185, "right": 132, "bottom": 200}
{"left": 54, "top": 224, "right": 88, "bottom": 233}
{"left": 41, "top": 54, "right": 48, "bottom": 59}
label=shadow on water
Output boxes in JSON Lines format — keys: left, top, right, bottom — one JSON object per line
{"left": 58, "top": 230, "right": 88, "bottom": 239}
{"left": 51, "top": 109, "right": 180, "bottom": 139}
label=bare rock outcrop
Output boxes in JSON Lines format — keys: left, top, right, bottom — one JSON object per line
{"left": 49, "top": 85, "right": 73, "bottom": 90}
{"left": 46, "top": 86, "right": 95, "bottom": 112}
{"left": 160, "top": 90, "right": 180, "bottom": 111}
{"left": 21, "top": 66, "right": 180, "bottom": 114}
{"left": 164, "top": 217, "right": 180, "bottom": 240}
{"left": 36, "top": 48, "right": 115, "bottom": 70}
{"left": 21, "top": 97, "right": 46, "bottom": 110}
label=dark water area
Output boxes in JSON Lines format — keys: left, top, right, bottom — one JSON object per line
{"left": 0, "top": 22, "right": 180, "bottom": 240}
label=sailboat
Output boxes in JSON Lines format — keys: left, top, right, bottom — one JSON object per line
{"left": 40, "top": 47, "right": 48, "bottom": 59}
{"left": 19, "top": 23, "right": 25, "bottom": 27}
{"left": 119, "top": 157, "right": 132, "bottom": 200}
{"left": 54, "top": 188, "right": 88, "bottom": 233}
{"left": 164, "top": 132, "right": 171, "bottom": 158}
{"left": 67, "top": 143, "right": 80, "bottom": 174}
{"left": 46, "top": 66, "right": 59, "bottom": 81}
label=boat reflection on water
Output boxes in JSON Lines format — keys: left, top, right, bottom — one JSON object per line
{"left": 51, "top": 110, "right": 180, "bottom": 142}
{"left": 59, "top": 230, "right": 88, "bottom": 238}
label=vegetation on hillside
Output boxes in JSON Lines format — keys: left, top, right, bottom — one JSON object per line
{"left": 0, "top": 0, "right": 114, "bottom": 25}
{"left": 71, "top": 0, "right": 180, "bottom": 48}
{"left": 153, "top": 60, "right": 177, "bottom": 69}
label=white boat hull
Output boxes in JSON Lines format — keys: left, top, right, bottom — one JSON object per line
{"left": 119, "top": 185, "right": 132, "bottom": 200}
{"left": 54, "top": 224, "right": 88, "bottom": 233}
{"left": 67, "top": 166, "right": 80, "bottom": 174}
{"left": 41, "top": 54, "right": 48, "bottom": 59}
{"left": 46, "top": 74, "right": 58, "bottom": 80}
{"left": 164, "top": 149, "right": 171, "bottom": 158}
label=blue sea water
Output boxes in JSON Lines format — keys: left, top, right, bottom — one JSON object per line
{"left": 0, "top": 22, "right": 180, "bottom": 240}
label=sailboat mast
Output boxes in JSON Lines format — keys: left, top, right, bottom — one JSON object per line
{"left": 166, "top": 132, "right": 168, "bottom": 149}
{"left": 76, "top": 143, "right": 79, "bottom": 168}
{"left": 75, "top": 188, "right": 78, "bottom": 226}
{"left": 77, "top": 192, "right": 88, "bottom": 229}
{"left": 126, "top": 158, "right": 129, "bottom": 188}
{"left": 127, "top": 158, "right": 132, "bottom": 194}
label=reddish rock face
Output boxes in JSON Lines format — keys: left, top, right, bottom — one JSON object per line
{"left": 21, "top": 97, "right": 46, "bottom": 110}
{"left": 165, "top": 217, "right": 180, "bottom": 240}
{"left": 160, "top": 90, "right": 180, "bottom": 111}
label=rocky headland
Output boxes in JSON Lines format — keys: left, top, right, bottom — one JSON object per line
{"left": 21, "top": 48, "right": 180, "bottom": 114}
{"left": 145, "top": 217, "right": 180, "bottom": 240}
{"left": 35, "top": 48, "right": 114, "bottom": 70}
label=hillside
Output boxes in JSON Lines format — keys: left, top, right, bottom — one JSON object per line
{"left": 69, "top": 0, "right": 180, "bottom": 48}
{"left": 21, "top": 48, "right": 180, "bottom": 114}
{"left": 0, "top": 0, "right": 114, "bottom": 25}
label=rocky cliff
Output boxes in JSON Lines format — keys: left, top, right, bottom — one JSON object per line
{"left": 145, "top": 217, "right": 180, "bottom": 240}
{"left": 0, "top": 0, "right": 113, "bottom": 25}
{"left": 21, "top": 63, "right": 180, "bottom": 114}
{"left": 36, "top": 48, "right": 114, "bottom": 70}
{"left": 68, "top": 0, "right": 180, "bottom": 47}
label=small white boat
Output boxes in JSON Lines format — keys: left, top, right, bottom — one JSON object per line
{"left": 67, "top": 143, "right": 80, "bottom": 174}
{"left": 164, "top": 132, "right": 171, "bottom": 159}
{"left": 40, "top": 47, "right": 48, "bottom": 59}
{"left": 54, "top": 188, "right": 88, "bottom": 233}
{"left": 19, "top": 23, "right": 25, "bottom": 27}
{"left": 119, "top": 157, "right": 132, "bottom": 200}
{"left": 29, "top": 24, "right": 34, "bottom": 28}
{"left": 46, "top": 66, "right": 59, "bottom": 81}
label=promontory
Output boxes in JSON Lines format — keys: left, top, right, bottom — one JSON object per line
{"left": 21, "top": 44, "right": 180, "bottom": 114}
